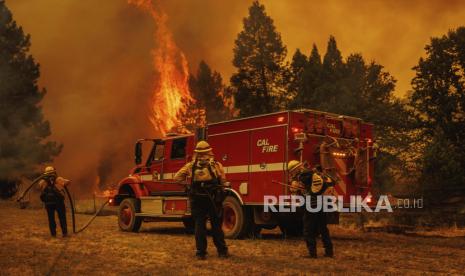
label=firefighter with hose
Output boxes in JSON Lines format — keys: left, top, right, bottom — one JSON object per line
{"left": 288, "top": 160, "right": 334, "bottom": 258}
{"left": 174, "top": 141, "right": 229, "bottom": 260}
{"left": 38, "top": 166, "right": 71, "bottom": 238}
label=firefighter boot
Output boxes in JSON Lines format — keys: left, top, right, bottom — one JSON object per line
{"left": 196, "top": 254, "right": 207, "bottom": 261}
{"left": 218, "top": 249, "right": 230, "bottom": 259}
{"left": 306, "top": 241, "right": 317, "bottom": 258}
{"left": 324, "top": 246, "right": 334, "bottom": 258}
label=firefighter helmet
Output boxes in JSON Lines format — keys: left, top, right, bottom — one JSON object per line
{"left": 194, "top": 141, "right": 212, "bottom": 153}
{"left": 44, "top": 166, "right": 57, "bottom": 176}
{"left": 287, "top": 160, "right": 303, "bottom": 174}
{"left": 44, "top": 166, "right": 56, "bottom": 174}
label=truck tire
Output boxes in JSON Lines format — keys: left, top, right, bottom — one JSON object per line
{"left": 118, "top": 198, "right": 142, "bottom": 232}
{"left": 222, "top": 196, "right": 249, "bottom": 239}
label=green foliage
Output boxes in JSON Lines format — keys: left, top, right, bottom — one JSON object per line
{"left": 409, "top": 27, "right": 465, "bottom": 197}
{"left": 285, "top": 36, "right": 414, "bottom": 193}
{"left": 189, "top": 61, "right": 230, "bottom": 123}
{"left": 288, "top": 44, "right": 323, "bottom": 110}
{"left": 0, "top": 1, "right": 62, "bottom": 183}
{"left": 231, "top": 1, "right": 288, "bottom": 117}
{"left": 422, "top": 134, "right": 465, "bottom": 193}
{"left": 178, "top": 61, "right": 231, "bottom": 132}
{"left": 287, "top": 49, "right": 307, "bottom": 108}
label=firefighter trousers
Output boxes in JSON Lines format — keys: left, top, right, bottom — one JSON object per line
{"left": 45, "top": 201, "right": 67, "bottom": 236}
{"left": 190, "top": 195, "right": 228, "bottom": 256}
{"left": 303, "top": 209, "right": 333, "bottom": 256}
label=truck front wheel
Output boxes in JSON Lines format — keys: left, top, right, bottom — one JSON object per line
{"left": 118, "top": 198, "right": 142, "bottom": 232}
{"left": 222, "top": 196, "right": 248, "bottom": 239}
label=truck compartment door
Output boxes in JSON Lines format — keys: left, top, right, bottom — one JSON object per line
{"left": 138, "top": 196, "right": 190, "bottom": 216}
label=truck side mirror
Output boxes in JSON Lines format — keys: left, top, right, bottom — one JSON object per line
{"left": 135, "top": 142, "right": 143, "bottom": 165}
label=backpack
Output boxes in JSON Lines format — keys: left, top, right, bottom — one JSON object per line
{"left": 40, "top": 179, "right": 64, "bottom": 204}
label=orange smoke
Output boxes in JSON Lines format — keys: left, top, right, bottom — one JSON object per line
{"left": 128, "top": 0, "right": 192, "bottom": 135}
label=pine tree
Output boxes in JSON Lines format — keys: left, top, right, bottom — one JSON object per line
{"left": 338, "top": 53, "right": 366, "bottom": 115}
{"left": 231, "top": 1, "right": 288, "bottom": 117}
{"left": 0, "top": 1, "right": 62, "bottom": 197}
{"left": 288, "top": 49, "right": 308, "bottom": 108}
{"left": 304, "top": 44, "right": 323, "bottom": 109}
{"left": 308, "top": 44, "right": 322, "bottom": 66}
{"left": 323, "top": 36, "right": 344, "bottom": 76}
{"left": 190, "top": 61, "right": 229, "bottom": 123}
{"left": 177, "top": 61, "right": 231, "bottom": 133}
{"left": 313, "top": 36, "right": 345, "bottom": 111}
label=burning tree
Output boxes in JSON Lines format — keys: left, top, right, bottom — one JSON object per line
{"left": 128, "top": 0, "right": 193, "bottom": 135}
{"left": 129, "top": 1, "right": 233, "bottom": 134}
{"left": 0, "top": 1, "right": 62, "bottom": 197}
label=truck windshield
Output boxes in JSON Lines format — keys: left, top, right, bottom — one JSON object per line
{"left": 170, "top": 138, "right": 187, "bottom": 159}
{"left": 153, "top": 144, "right": 165, "bottom": 161}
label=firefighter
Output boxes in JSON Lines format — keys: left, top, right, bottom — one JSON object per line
{"left": 288, "top": 160, "right": 334, "bottom": 258}
{"left": 174, "top": 141, "right": 229, "bottom": 260}
{"left": 38, "top": 166, "right": 71, "bottom": 238}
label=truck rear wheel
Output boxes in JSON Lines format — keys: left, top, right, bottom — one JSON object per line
{"left": 222, "top": 196, "right": 248, "bottom": 239}
{"left": 118, "top": 198, "right": 142, "bottom": 232}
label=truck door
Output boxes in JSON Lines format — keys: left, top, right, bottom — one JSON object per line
{"left": 141, "top": 137, "right": 192, "bottom": 193}
{"left": 249, "top": 126, "right": 287, "bottom": 204}
{"left": 163, "top": 137, "right": 190, "bottom": 179}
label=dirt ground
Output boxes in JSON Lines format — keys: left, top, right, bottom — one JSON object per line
{"left": 1, "top": 200, "right": 464, "bottom": 275}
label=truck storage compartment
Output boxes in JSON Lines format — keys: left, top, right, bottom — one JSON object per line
{"left": 138, "top": 196, "right": 189, "bottom": 216}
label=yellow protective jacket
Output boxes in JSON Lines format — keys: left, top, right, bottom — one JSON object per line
{"left": 38, "top": 176, "right": 70, "bottom": 198}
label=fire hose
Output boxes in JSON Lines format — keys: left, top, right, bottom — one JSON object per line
{"left": 16, "top": 174, "right": 109, "bottom": 234}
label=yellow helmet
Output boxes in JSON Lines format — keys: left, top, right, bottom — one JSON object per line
{"left": 44, "top": 166, "right": 57, "bottom": 175}
{"left": 194, "top": 141, "right": 212, "bottom": 153}
{"left": 287, "top": 160, "right": 303, "bottom": 174}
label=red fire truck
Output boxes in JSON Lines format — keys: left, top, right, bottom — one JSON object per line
{"left": 110, "top": 110, "right": 375, "bottom": 238}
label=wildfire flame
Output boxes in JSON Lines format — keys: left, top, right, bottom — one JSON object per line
{"left": 128, "top": 0, "right": 192, "bottom": 135}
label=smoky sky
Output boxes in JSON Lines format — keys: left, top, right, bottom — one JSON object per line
{"left": 161, "top": 0, "right": 465, "bottom": 97}
{"left": 7, "top": 0, "right": 465, "bottom": 194}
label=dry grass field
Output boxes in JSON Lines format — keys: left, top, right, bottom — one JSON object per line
{"left": 1, "top": 200, "right": 464, "bottom": 275}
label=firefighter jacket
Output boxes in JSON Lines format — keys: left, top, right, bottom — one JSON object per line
{"left": 39, "top": 176, "right": 70, "bottom": 198}
{"left": 39, "top": 176, "right": 71, "bottom": 203}
{"left": 174, "top": 158, "right": 227, "bottom": 185}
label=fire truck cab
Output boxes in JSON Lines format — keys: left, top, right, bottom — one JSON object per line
{"left": 111, "top": 110, "right": 375, "bottom": 238}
